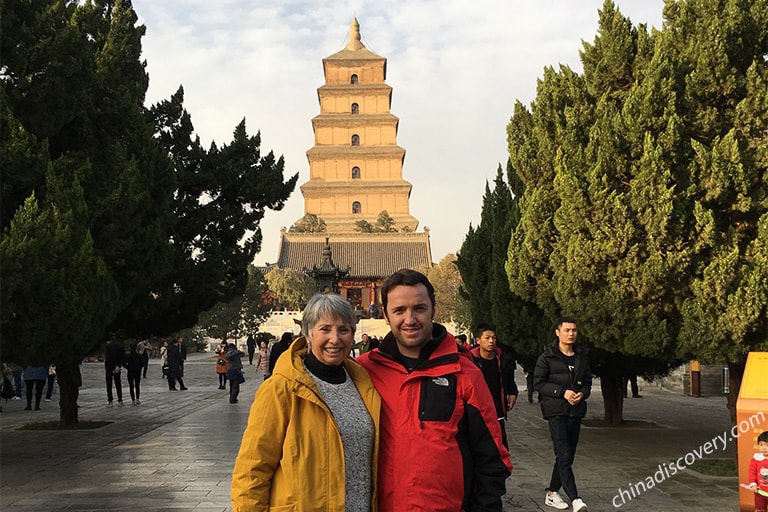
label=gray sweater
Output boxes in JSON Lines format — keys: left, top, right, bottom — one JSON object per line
{"left": 308, "top": 366, "right": 375, "bottom": 512}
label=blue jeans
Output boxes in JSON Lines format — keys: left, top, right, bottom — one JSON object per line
{"left": 547, "top": 415, "right": 582, "bottom": 501}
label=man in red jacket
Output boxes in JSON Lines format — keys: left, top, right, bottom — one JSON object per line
{"left": 357, "top": 269, "right": 511, "bottom": 512}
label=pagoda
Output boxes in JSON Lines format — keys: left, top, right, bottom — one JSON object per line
{"left": 277, "top": 18, "right": 432, "bottom": 313}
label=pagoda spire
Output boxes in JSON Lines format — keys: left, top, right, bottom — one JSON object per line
{"left": 345, "top": 18, "right": 365, "bottom": 50}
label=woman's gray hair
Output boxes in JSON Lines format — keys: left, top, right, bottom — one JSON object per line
{"left": 301, "top": 293, "right": 358, "bottom": 339}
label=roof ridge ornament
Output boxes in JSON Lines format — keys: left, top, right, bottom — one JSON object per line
{"left": 345, "top": 17, "right": 365, "bottom": 50}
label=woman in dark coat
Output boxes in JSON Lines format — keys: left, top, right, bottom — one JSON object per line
{"left": 225, "top": 343, "right": 245, "bottom": 403}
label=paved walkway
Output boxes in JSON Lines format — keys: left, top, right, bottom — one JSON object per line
{"left": 1, "top": 352, "right": 742, "bottom": 511}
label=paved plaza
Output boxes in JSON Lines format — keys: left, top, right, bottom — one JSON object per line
{"left": 1, "top": 351, "right": 741, "bottom": 511}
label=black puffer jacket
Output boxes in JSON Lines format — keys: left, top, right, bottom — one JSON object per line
{"left": 533, "top": 341, "right": 592, "bottom": 419}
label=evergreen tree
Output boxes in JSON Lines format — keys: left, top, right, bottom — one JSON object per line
{"left": 118, "top": 94, "right": 298, "bottom": 336}
{"left": 290, "top": 213, "right": 327, "bottom": 233}
{"left": 0, "top": 0, "right": 297, "bottom": 425}
{"left": 506, "top": 0, "right": 767, "bottom": 423}
{"left": 354, "top": 210, "right": 398, "bottom": 233}
{"left": 457, "top": 163, "right": 548, "bottom": 372}
{"left": 375, "top": 210, "right": 398, "bottom": 232}
{"left": 2, "top": 0, "right": 173, "bottom": 425}
{"left": 354, "top": 219, "right": 375, "bottom": 233}
{"left": 667, "top": 0, "right": 768, "bottom": 418}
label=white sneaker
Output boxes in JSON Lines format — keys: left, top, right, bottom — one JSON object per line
{"left": 572, "top": 498, "right": 588, "bottom": 512}
{"left": 135, "top": 399, "right": 140, "bottom": 405}
{"left": 545, "top": 491, "right": 569, "bottom": 510}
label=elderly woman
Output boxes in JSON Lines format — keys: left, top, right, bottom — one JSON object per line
{"left": 232, "top": 293, "right": 380, "bottom": 511}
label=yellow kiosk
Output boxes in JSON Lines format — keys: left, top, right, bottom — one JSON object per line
{"left": 737, "top": 352, "right": 768, "bottom": 511}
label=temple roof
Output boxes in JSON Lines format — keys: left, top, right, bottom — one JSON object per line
{"left": 277, "top": 231, "right": 432, "bottom": 279}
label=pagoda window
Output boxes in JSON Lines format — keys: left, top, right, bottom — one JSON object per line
{"left": 351, "top": 103, "right": 359, "bottom": 114}
{"left": 351, "top": 134, "right": 360, "bottom": 146}
{"left": 351, "top": 74, "right": 358, "bottom": 84}
{"left": 352, "top": 166, "right": 361, "bottom": 179}
{"left": 352, "top": 201, "right": 362, "bottom": 214}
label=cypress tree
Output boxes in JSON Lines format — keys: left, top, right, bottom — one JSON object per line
{"left": 506, "top": 0, "right": 767, "bottom": 423}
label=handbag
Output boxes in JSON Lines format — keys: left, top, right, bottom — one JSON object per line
{"left": 237, "top": 370, "right": 245, "bottom": 384}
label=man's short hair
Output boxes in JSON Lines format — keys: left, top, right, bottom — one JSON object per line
{"left": 301, "top": 293, "right": 358, "bottom": 339}
{"left": 474, "top": 322, "right": 496, "bottom": 339}
{"left": 555, "top": 316, "right": 578, "bottom": 330}
{"left": 381, "top": 269, "right": 436, "bottom": 313}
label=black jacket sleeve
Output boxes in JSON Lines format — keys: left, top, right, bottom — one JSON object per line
{"left": 501, "top": 353, "right": 518, "bottom": 397}
{"left": 462, "top": 403, "right": 511, "bottom": 511}
{"left": 533, "top": 351, "right": 563, "bottom": 398}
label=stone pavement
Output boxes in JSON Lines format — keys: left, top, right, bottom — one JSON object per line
{"left": 1, "top": 351, "right": 743, "bottom": 511}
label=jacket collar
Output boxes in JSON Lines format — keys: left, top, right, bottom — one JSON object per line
{"left": 470, "top": 345, "right": 502, "bottom": 360}
{"left": 543, "top": 340, "right": 588, "bottom": 357}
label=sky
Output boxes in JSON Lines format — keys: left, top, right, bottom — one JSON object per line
{"left": 132, "top": 0, "right": 666, "bottom": 265}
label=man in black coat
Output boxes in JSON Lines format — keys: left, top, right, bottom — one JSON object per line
{"left": 246, "top": 334, "right": 256, "bottom": 365}
{"left": 104, "top": 339, "right": 125, "bottom": 407}
{"left": 533, "top": 317, "right": 592, "bottom": 512}
{"left": 166, "top": 337, "right": 188, "bottom": 391}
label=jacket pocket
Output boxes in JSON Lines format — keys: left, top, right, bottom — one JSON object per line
{"left": 419, "top": 375, "right": 457, "bottom": 421}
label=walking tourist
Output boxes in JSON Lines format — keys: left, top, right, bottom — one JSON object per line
{"left": 470, "top": 322, "right": 519, "bottom": 447}
{"left": 167, "top": 337, "right": 187, "bottom": 391}
{"left": 225, "top": 343, "right": 245, "bottom": 403}
{"left": 124, "top": 343, "right": 143, "bottom": 404}
{"left": 534, "top": 317, "right": 592, "bottom": 512}
{"left": 104, "top": 339, "right": 125, "bottom": 407}
{"left": 215, "top": 340, "right": 228, "bottom": 389}
{"left": 253, "top": 340, "right": 270, "bottom": 380}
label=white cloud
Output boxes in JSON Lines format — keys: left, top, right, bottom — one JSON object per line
{"left": 134, "top": 0, "right": 665, "bottom": 265}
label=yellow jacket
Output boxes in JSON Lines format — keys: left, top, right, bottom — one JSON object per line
{"left": 231, "top": 336, "right": 380, "bottom": 511}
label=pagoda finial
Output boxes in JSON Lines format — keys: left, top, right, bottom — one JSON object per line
{"left": 345, "top": 18, "right": 365, "bottom": 50}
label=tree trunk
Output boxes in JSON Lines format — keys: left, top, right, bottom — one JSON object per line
{"left": 601, "top": 373, "right": 625, "bottom": 426}
{"left": 57, "top": 361, "right": 82, "bottom": 427}
{"left": 726, "top": 361, "right": 745, "bottom": 425}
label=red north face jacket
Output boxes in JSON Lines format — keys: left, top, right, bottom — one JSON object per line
{"left": 358, "top": 324, "right": 512, "bottom": 512}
